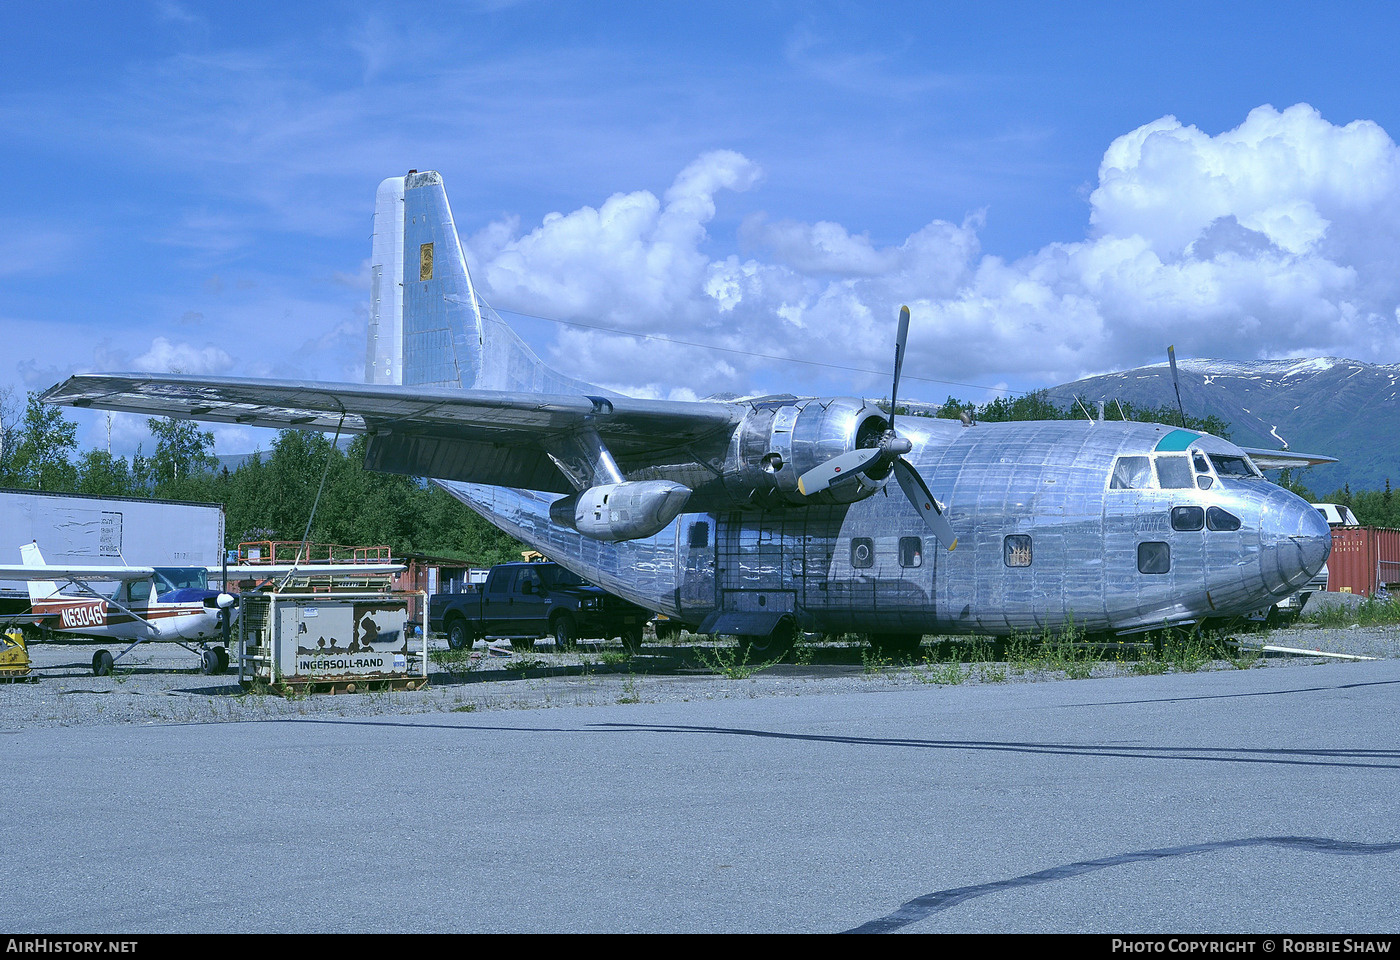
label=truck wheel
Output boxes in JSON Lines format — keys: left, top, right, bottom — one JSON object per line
{"left": 620, "top": 624, "right": 645, "bottom": 656}
{"left": 552, "top": 614, "right": 575, "bottom": 652}
{"left": 446, "top": 619, "right": 473, "bottom": 651}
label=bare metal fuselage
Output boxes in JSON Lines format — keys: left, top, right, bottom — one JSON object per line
{"left": 440, "top": 415, "right": 1331, "bottom": 638}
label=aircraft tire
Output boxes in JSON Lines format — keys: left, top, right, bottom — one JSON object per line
{"left": 552, "top": 613, "right": 576, "bottom": 652}
{"left": 201, "top": 648, "right": 221, "bottom": 675}
{"left": 738, "top": 617, "right": 797, "bottom": 661}
{"left": 92, "top": 650, "right": 114, "bottom": 677}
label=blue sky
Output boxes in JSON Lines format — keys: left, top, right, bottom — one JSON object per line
{"left": 5, "top": 1, "right": 1400, "bottom": 455}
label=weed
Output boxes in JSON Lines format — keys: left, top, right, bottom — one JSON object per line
{"left": 617, "top": 675, "right": 642, "bottom": 704}
{"left": 450, "top": 703, "right": 478, "bottom": 713}
{"left": 860, "top": 648, "right": 893, "bottom": 674}
{"left": 915, "top": 660, "right": 967, "bottom": 685}
{"left": 1161, "top": 629, "right": 1212, "bottom": 673}
{"left": 694, "top": 642, "right": 771, "bottom": 679}
{"left": 1227, "top": 643, "right": 1262, "bottom": 670}
{"left": 598, "top": 650, "right": 631, "bottom": 666}
{"left": 510, "top": 657, "right": 550, "bottom": 676}
{"left": 974, "top": 661, "right": 1007, "bottom": 683}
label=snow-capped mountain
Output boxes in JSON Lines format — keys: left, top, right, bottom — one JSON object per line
{"left": 1042, "top": 357, "right": 1400, "bottom": 495}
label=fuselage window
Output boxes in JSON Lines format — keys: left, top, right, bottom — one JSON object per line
{"left": 1004, "top": 535, "right": 1032, "bottom": 567}
{"left": 1155, "top": 456, "right": 1194, "bottom": 489}
{"left": 898, "top": 537, "right": 923, "bottom": 568}
{"left": 688, "top": 521, "right": 710, "bottom": 548}
{"left": 129, "top": 579, "right": 152, "bottom": 602}
{"left": 1111, "top": 456, "right": 1152, "bottom": 489}
{"left": 851, "top": 537, "right": 874, "bottom": 569}
{"left": 1206, "top": 506, "right": 1241, "bottom": 531}
{"left": 1171, "top": 506, "right": 1205, "bottom": 531}
{"left": 1138, "top": 542, "right": 1171, "bottom": 574}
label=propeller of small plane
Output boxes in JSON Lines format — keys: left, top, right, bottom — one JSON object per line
{"left": 796, "top": 305, "right": 958, "bottom": 550}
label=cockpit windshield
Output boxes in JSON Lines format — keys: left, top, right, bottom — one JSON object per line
{"left": 152, "top": 567, "right": 209, "bottom": 596}
{"left": 1110, "top": 456, "right": 1152, "bottom": 489}
{"left": 1209, "top": 454, "right": 1259, "bottom": 478}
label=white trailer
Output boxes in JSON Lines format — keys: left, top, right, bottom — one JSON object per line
{"left": 0, "top": 488, "right": 225, "bottom": 611}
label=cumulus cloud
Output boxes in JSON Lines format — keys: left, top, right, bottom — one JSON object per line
{"left": 133, "top": 337, "right": 234, "bottom": 375}
{"left": 467, "top": 103, "right": 1400, "bottom": 401}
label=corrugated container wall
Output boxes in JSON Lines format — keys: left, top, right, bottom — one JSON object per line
{"left": 1325, "top": 526, "right": 1400, "bottom": 596}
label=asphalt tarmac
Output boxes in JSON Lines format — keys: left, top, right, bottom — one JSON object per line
{"left": 4, "top": 652, "right": 1398, "bottom": 934}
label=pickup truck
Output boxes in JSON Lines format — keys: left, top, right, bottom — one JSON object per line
{"left": 429, "top": 561, "right": 652, "bottom": 653}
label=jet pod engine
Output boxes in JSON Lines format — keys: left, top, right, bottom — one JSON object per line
{"left": 550, "top": 480, "right": 692, "bottom": 542}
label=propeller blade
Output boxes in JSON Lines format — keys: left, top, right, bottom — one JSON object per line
{"left": 893, "top": 458, "right": 957, "bottom": 550}
{"left": 1167, "top": 344, "right": 1186, "bottom": 428}
{"left": 797, "top": 446, "right": 885, "bottom": 497}
{"left": 890, "top": 305, "right": 910, "bottom": 433}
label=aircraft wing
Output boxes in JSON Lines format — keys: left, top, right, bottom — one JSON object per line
{"left": 0, "top": 563, "right": 155, "bottom": 582}
{"left": 1241, "top": 447, "right": 1338, "bottom": 471}
{"left": 42, "top": 373, "right": 744, "bottom": 493}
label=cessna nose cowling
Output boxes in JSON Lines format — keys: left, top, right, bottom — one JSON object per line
{"left": 1258, "top": 496, "right": 1332, "bottom": 595}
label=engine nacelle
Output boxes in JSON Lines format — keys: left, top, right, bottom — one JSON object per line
{"left": 726, "top": 397, "right": 893, "bottom": 506}
{"left": 550, "top": 480, "right": 692, "bottom": 542}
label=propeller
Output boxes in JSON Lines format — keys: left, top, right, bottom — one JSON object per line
{"left": 1167, "top": 345, "right": 1187, "bottom": 428}
{"left": 796, "top": 305, "right": 957, "bottom": 550}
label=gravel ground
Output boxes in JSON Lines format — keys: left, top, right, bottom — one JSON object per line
{"left": 2, "top": 619, "right": 1395, "bottom": 730}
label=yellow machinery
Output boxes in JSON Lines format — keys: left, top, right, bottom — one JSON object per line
{"left": 1, "top": 627, "right": 33, "bottom": 681}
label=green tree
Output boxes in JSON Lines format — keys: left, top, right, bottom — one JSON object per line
{"left": 146, "top": 417, "right": 217, "bottom": 499}
{"left": 0, "top": 385, "right": 21, "bottom": 485}
{"left": 9, "top": 392, "right": 78, "bottom": 490}
{"left": 75, "top": 449, "right": 138, "bottom": 497}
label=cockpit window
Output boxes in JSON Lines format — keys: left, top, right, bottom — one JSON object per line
{"left": 152, "top": 567, "right": 208, "bottom": 596}
{"left": 1110, "top": 456, "right": 1152, "bottom": 489}
{"left": 1155, "top": 456, "right": 1194, "bottom": 489}
{"left": 1209, "top": 454, "right": 1258, "bottom": 478}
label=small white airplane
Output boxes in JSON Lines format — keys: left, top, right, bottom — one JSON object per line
{"left": 0, "top": 541, "right": 238, "bottom": 675}
{"left": 0, "top": 542, "right": 405, "bottom": 675}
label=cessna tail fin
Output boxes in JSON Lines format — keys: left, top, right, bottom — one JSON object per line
{"left": 366, "top": 170, "right": 609, "bottom": 397}
{"left": 19, "top": 542, "right": 60, "bottom": 602}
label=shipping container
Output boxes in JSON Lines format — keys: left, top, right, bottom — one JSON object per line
{"left": 0, "top": 488, "right": 224, "bottom": 613}
{"left": 1323, "top": 526, "right": 1400, "bottom": 596}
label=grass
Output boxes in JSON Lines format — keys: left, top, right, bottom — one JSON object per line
{"left": 1305, "top": 595, "right": 1400, "bottom": 628}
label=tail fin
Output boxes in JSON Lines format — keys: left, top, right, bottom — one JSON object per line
{"left": 366, "top": 170, "right": 609, "bottom": 396}
{"left": 19, "top": 541, "right": 60, "bottom": 602}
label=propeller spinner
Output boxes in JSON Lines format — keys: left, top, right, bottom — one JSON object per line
{"left": 796, "top": 305, "right": 957, "bottom": 550}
